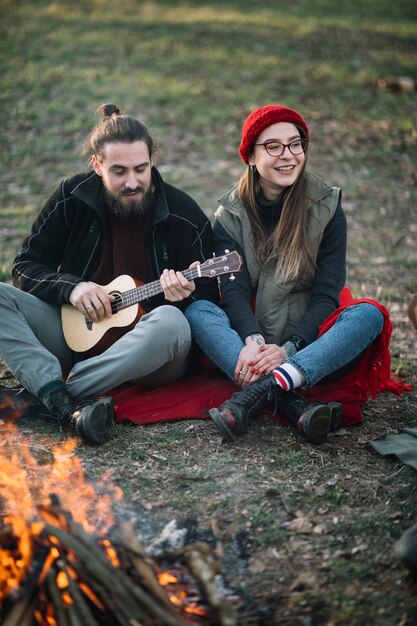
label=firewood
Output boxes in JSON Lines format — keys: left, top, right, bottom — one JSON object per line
{"left": 46, "top": 568, "right": 73, "bottom": 626}
{"left": 40, "top": 521, "right": 149, "bottom": 624}
{"left": 1, "top": 596, "right": 38, "bottom": 626}
{"left": 40, "top": 520, "right": 187, "bottom": 626}
{"left": 2, "top": 503, "right": 234, "bottom": 626}
{"left": 116, "top": 519, "right": 182, "bottom": 620}
{"left": 153, "top": 541, "right": 237, "bottom": 626}
{"left": 183, "top": 542, "right": 237, "bottom": 626}
{"left": 0, "top": 540, "right": 50, "bottom": 626}
{"left": 55, "top": 558, "right": 100, "bottom": 626}
{"left": 72, "top": 523, "right": 186, "bottom": 626}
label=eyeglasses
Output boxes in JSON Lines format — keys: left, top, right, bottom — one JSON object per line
{"left": 254, "top": 138, "right": 308, "bottom": 157}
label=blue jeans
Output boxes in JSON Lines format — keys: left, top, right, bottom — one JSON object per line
{"left": 185, "top": 300, "right": 384, "bottom": 388}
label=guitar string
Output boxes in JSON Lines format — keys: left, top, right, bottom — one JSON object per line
{"left": 116, "top": 268, "right": 197, "bottom": 310}
{"left": 112, "top": 256, "right": 237, "bottom": 312}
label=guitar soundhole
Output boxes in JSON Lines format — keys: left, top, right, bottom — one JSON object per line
{"left": 111, "top": 292, "right": 123, "bottom": 314}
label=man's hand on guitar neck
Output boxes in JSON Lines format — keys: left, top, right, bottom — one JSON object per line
{"left": 69, "top": 281, "right": 114, "bottom": 322}
{"left": 160, "top": 261, "right": 198, "bottom": 302}
{"left": 69, "top": 261, "right": 199, "bottom": 321}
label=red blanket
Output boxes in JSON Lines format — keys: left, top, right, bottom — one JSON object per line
{"left": 112, "top": 372, "right": 238, "bottom": 424}
{"left": 111, "top": 288, "right": 411, "bottom": 427}
{"left": 297, "top": 289, "right": 411, "bottom": 425}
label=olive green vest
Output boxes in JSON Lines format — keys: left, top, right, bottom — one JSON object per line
{"left": 215, "top": 172, "right": 341, "bottom": 344}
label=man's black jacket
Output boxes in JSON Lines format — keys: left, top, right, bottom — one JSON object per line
{"left": 12, "top": 168, "right": 219, "bottom": 311}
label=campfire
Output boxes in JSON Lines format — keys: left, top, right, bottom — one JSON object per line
{"left": 0, "top": 419, "right": 238, "bottom": 626}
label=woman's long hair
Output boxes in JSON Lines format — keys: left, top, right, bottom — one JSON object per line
{"left": 237, "top": 125, "right": 314, "bottom": 283}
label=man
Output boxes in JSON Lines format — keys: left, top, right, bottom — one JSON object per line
{"left": 0, "top": 104, "right": 218, "bottom": 444}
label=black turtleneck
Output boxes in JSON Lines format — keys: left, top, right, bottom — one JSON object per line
{"left": 256, "top": 189, "right": 286, "bottom": 234}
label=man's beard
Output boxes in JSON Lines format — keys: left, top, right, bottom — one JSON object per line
{"left": 105, "top": 184, "right": 154, "bottom": 219}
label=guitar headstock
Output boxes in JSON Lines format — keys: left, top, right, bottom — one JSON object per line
{"left": 198, "top": 251, "right": 243, "bottom": 279}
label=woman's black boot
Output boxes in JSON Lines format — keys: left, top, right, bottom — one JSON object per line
{"left": 276, "top": 391, "right": 342, "bottom": 444}
{"left": 209, "top": 374, "right": 276, "bottom": 441}
{"left": 209, "top": 374, "right": 343, "bottom": 444}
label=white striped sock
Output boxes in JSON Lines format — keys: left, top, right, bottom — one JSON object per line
{"left": 272, "top": 363, "right": 303, "bottom": 390}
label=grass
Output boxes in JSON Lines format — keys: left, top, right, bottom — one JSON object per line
{"left": 1, "top": 2, "right": 416, "bottom": 208}
{"left": 1, "top": 0, "right": 417, "bottom": 623}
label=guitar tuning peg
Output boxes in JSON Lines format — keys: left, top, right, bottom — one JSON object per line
{"left": 224, "top": 249, "right": 230, "bottom": 253}
{"left": 229, "top": 273, "right": 236, "bottom": 281}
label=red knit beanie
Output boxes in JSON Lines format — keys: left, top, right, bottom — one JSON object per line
{"left": 239, "top": 105, "right": 309, "bottom": 164}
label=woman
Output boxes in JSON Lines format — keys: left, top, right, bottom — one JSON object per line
{"left": 185, "top": 104, "right": 395, "bottom": 445}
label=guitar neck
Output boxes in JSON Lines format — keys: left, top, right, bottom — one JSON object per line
{"left": 118, "top": 267, "right": 200, "bottom": 310}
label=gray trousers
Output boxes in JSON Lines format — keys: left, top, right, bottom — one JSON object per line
{"left": 0, "top": 283, "right": 192, "bottom": 399}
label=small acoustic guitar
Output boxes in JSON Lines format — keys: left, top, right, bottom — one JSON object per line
{"left": 61, "top": 251, "right": 242, "bottom": 356}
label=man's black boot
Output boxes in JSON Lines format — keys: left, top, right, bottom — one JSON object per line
{"left": 276, "top": 391, "right": 342, "bottom": 444}
{"left": 209, "top": 374, "right": 276, "bottom": 441}
{"left": 42, "top": 388, "right": 114, "bottom": 445}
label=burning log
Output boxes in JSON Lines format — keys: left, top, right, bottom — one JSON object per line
{"left": 154, "top": 542, "right": 238, "bottom": 626}
{"left": 183, "top": 543, "right": 237, "bottom": 626}
{"left": 0, "top": 501, "right": 215, "bottom": 626}
{"left": 0, "top": 431, "right": 237, "bottom": 625}
{"left": 0, "top": 499, "right": 239, "bottom": 626}
{"left": 115, "top": 520, "right": 183, "bottom": 620}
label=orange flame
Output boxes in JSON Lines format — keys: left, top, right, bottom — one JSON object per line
{"left": 0, "top": 425, "right": 213, "bottom": 622}
{"left": 100, "top": 538, "right": 120, "bottom": 568}
{"left": 0, "top": 425, "right": 122, "bottom": 531}
{"left": 185, "top": 603, "right": 211, "bottom": 616}
{"left": 78, "top": 582, "right": 106, "bottom": 609}
{"left": 56, "top": 571, "right": 69, "bottom": 589}
{"left": 0, "top": 424, "right": 123, "bottom": 606}
{"left": 158, "top": 571, "right": 179, "bottom": 585}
